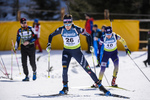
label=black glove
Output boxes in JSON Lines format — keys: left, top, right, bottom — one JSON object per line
{"left": 125, "top": 48, "right": 131, "bottom": 55}
{"left": 46, "top": 43, "right": 51, "bottom": 52}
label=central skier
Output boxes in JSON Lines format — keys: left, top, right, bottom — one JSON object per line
{"left": 46, "top": 14, "right": 110, "bottom": 95}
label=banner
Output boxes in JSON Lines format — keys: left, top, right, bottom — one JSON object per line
{"left": 0, "top": 20, "right": 139, "bottom": 51}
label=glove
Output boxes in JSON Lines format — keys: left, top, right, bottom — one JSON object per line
{"left": 46, "top": 43, "right": 51, "bottom": 52}
{"left": 90, "top": 46, "right": 94, "bottom": 53}
{"left": 125, "top": 48, "right": 131, "bottom": 55}
{"left": 13, "top": 42, "right": 18, "bottom": 53}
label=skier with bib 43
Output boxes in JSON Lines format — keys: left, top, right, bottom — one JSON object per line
{"left": 99, "top": 26, "right": 131, "bottom": 87}
{"left": 46, "top": 14, "right": 111, "bottom": 95}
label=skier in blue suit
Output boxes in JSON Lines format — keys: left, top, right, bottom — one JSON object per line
{"left": 92, "top": 24, "right": 101, "bottom": 66}
{"left": 46, "top": 14, "right": 111, "bottom": 95}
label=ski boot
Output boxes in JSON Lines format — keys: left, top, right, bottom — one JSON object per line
{"left": 111, "top": 76, "right": 118, "bottom": 87}
{"left": 22, "top": 76, "right": 29, "bottom": 81}
{"left": 33, "top": 72, "right": 37, "bottom": 81}
{"left": 91, "top": 83, "right": 98, "bottom": 88}
{"left": 97, "top": 81, "right": 111, "bottom": 96}
{"left": 143, "top": 61, "right": 147, "bottom": 67}
{"left": 59, "top": 82, "right": 68, "bottom": 94}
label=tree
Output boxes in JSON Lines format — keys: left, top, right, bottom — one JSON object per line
{"left": 25, "top": 0, "right": 60, "bottom": 20}
{"left": 68, "top": 0, "right": 150, "bottom": 20}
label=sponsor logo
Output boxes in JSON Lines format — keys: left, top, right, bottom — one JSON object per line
{"left": 101, "top": 62, "right": 107, "bottom": 66}
{"left": 86, "top": 65, "right": 91, "bottom": 70}
{"left": 63, "top": 65, "right": 67, "bottom": 68}
{"left": 63, "top": 33, "right": 76, "bottom": 37}
{"left": 64, "top": 54, "right": 68, "bottom": 58}
{"left": 80, "top": 55, "right": 83, "bottom": 65}
{"left": 88, "top": 71, "right": 91, "bottom": 74}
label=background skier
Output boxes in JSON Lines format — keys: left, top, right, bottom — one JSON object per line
{"left": 14, "top": 18, "right": 37, "bottom": 81}
{"left": 98, "top": 26, "right": 131, "bottom": 87}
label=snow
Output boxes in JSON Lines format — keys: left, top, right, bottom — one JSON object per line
{"left": 0, "top": 50, "right": 150, "bottom": 100}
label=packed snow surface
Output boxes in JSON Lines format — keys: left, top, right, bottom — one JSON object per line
{"left": 0, "top": 50, "right": 150, "bottom": 100}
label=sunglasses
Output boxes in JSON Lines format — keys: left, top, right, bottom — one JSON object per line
{"left": 64, "top": 23, "right": 72, "bottom": 26}
{"left": 21, "top": 22, "right": 27, "bottom": 24}
{"left": 106, "top": 33, "right": 112, "bottom": 36}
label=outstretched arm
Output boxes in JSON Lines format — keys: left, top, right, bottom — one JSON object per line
{"left": 118, "top": 37, "right": 128, "bottom": 49}
{"left": 117, "top": 34, "right": 131, "bottom": 54}
{"left": 48, "top": 27, "right": 63, "bottom": 43}
{"left": 46, "top": 27, "right": 63, "bottom": 52}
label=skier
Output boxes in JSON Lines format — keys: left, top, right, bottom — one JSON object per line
{"left": 14, "top": 18, "right": 37, "bottom": 81}
{"left": 46, "top": 14, "right": 111, "bottom": 95}
{"left": 143, "top": 30, "right": 150, "bottom": 67}
{"left": 33, "top": 19, "right": 42, "bottom": 53}
{"left": 98, "top": 26, "right": 131, "bottom": 87}
{"left": 91, "top": 24, "right": 102, "bottom": 67}
{"left": 92, "top": 25, "right": 109, "bottom": 68}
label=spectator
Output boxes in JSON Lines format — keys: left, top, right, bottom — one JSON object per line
{"left": 143, "top": 31, "right": 150, "bottom": 67}
{"left": 33, "top": 19, "right": 42, "bottom": 53}
{"left": 85, "top": 13, "right": 94, "bottom": 54}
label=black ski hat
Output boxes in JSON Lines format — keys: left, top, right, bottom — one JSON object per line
{"left": 20, "top": 18, "right": 26, "bottom": 24}
{"left": 63, "top": 14, "right": 73, "bottom": 23}
{"left": 93, "top": 24, "right": 98, "bottom": 28}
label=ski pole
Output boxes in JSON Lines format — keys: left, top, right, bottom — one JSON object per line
{"left": 91, "top": 52, "right": 96, "bottom": 75}
{"left": 11, "top": 39, "right": 21, "bottom": 75}
{"left": 0, "top": 68, "right": 6, "bottom": 76}
{"left": 104, "top": 73, "right": 110, "bottom": 86}
{"left": 128, "top": 54, "right": 150, "bottom": 82}
{"left": 14, "top": 53, "right": 21, "bottom": 75}
{"left": 11, "top": 49, "right": 13, "bottom": 80}
{"left": 0, "top": 56, "right": 9, "bottom": 78}
{"left": 48, "top": 50, "right": 51, "bottom": 78}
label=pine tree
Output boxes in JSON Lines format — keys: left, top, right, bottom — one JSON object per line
{"left": 26, "top": 0, "right": 60, "bottom": 20}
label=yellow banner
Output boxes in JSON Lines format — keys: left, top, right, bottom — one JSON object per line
{"left": 0, "top": 20, "right": 139, "bottom": 51}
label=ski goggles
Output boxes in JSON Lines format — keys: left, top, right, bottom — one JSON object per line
{"left": 64, "top": 23, "right": 72, "bottom": 26}
{"left": 106, "top": 33, "right": 112, "bottom": 36}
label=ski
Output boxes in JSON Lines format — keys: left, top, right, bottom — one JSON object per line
{"left": 97, "top": 93, "right": 130, "bottom": 99}
{"left": 39, "top": 94, "right": 90, "bottom": 98}
{"left": 0, "top": 76, "right": 12, "bottom": 80}
{"left": 106, "top": 86, "right": 135, "bottom": 92}
{"left": 39, "top": 93, "right": 70, "bottom": 97}
{"left": 37, "top": 54, "right": 48, "bottom": 61}
{"left": 37, "top": 55, "right": 42, "bottom": 61}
